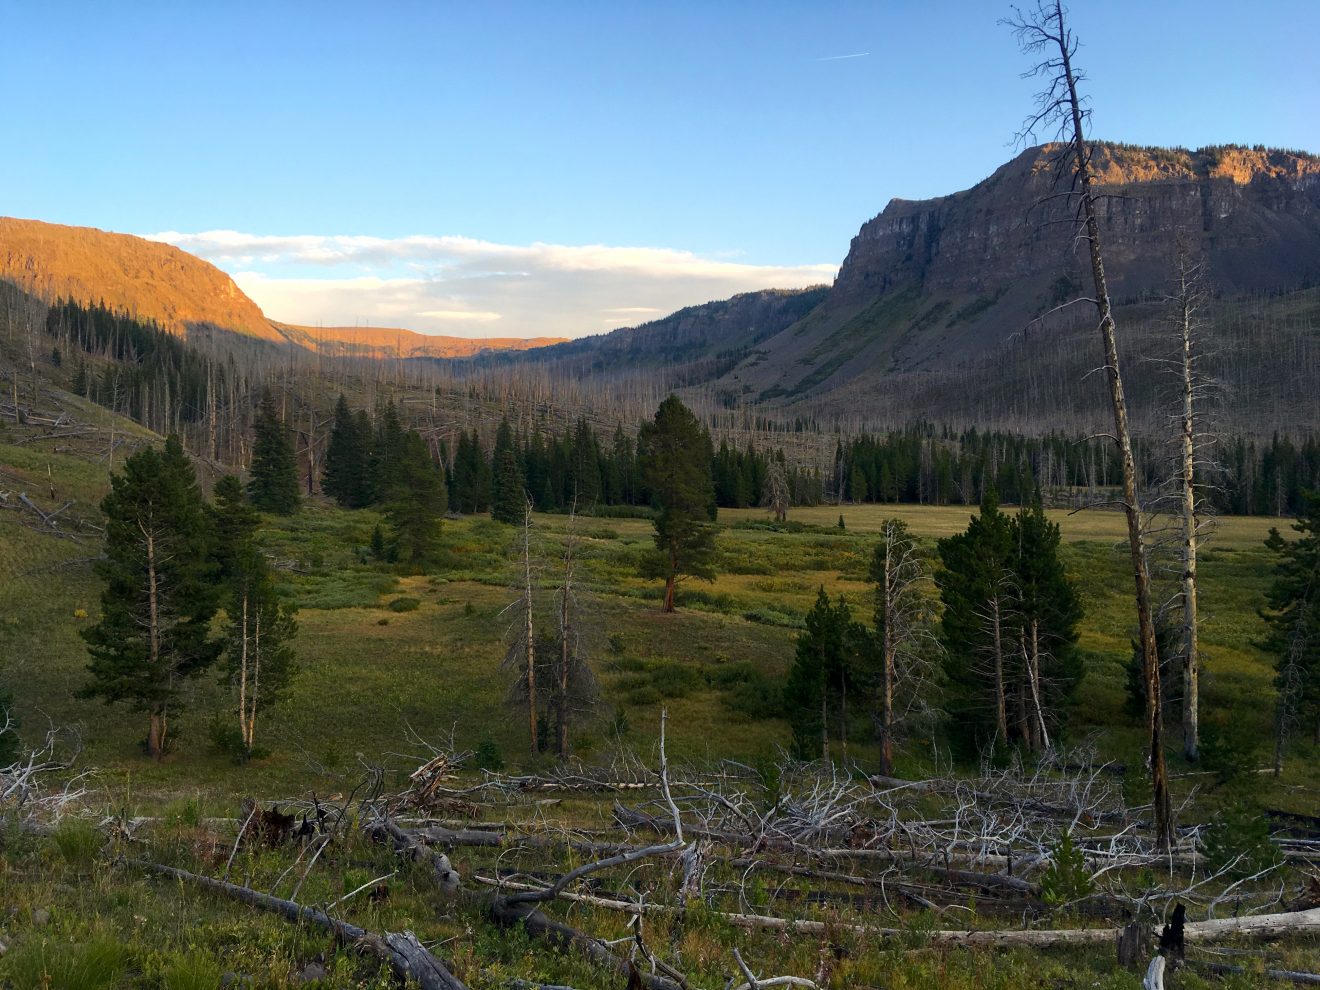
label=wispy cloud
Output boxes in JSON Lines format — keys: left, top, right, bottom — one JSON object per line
{"left": 144, "top": 230, "right": 837, "bottom": 339}
{"left": 814, "top": 52, "right": 870, "bottom": 61}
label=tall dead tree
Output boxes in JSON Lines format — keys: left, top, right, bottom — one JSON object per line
{"left": 501, "top": 498, "right": 540, "bottom": 755}
{"left": 552, "top": 507, "right": 599, "bottom": 758}
{"left": 1008, "top": 1, "right": 1173, "bottom": 847}
{"left": 1172, "top": 250, "right": 1209, "bottom": 761}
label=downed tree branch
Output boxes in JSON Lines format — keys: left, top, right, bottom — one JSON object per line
{"left": 129, "top": 859, "right": 468, "bottom": 990}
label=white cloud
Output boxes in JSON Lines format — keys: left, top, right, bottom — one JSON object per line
{"left": 147, "top": 230, "right": 837, "bottom": 339}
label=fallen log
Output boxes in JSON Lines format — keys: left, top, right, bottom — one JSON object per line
{"left": 129, "top": 859, "right": 468, "bottom": 990}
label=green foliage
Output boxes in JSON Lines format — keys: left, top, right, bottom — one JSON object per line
{"left": 1200, "top": 715, "right": 1264, "bottom": 783}
{"left": 1261, "top": 491, "right": 1320, "bottom": 765}
{"left": 52, "top": 817, "right": 103, "bottom": 868}
{"left": 1200, "top": 799, "right": 1283, "bottom": 878}
{"left": 159, "top": 953, "right": 225, "bottom": 990}
{"left": 383, "top": 430, "right": 447, "bottom": 566}
{"left": 79, "top": 435, "right": 221, "bottom": 758}
{"left": 0, "top": 684, "right": 19, "bottom": 765}
{"left": 639, "top": 395, "right": 718, "bottom": 610}
{"left": 322, "top": 394, "right": 373, "bottom": 509}
{"left": 937, "top": 491, "right": 1083, "bottom": 755}
{"left": 1039, "top": 831, "right": 1093, "bottom": 906}
{"left": 474, "top": 736, "right": 504, "bottom": 771}
{"left": 783, "top": 588, "right": 861, "bottom": 760}
{"left": 490, "top": 418, "right": 526, "bottom": 524}
{"left": 388, "top": 596, "right": 421, "bottom": 613}
{"left": 5, "top": 936, "right": 127, "bottom": 990}
{"left": 246, "top": 388, "right": 300, "bottom": 514}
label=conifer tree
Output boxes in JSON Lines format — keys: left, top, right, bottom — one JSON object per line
{"left": 783, "top": 588, "right": 859, "bottom": 761}
{"left": 1263, "top": 491, "right": 1320, "bottom": 769}
{"left": 371, "top": 400, "right": 407, "bottom": 503}
{"left": 80, "top": 436, "right": 220, "bottom": 759}
{"left": 490, "top": 419, "right": 526, "bottom": 524}
{"left": 937, "top": 492, "right": 1017, "bottom": 749}
{"left": 322, "top": 395, "right": 370, "bottom": 508}
{"left": 0, "top": 686, "right": 20, "bottom": 766}
{"left": 638, "top": 395, "right": 717, "bottom": 612}
{"left": 384, "top": 430, "right": 447, "bottom": 566}
{"left": 212, "top": 475, "right": 297, "bottom": 757}
{"left": 247, "top": 389, "right": 300, "bottom": 514}
{"left": 1010, "top": 495, "right": 1083, "bottom": 750}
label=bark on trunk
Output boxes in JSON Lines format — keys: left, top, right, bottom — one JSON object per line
{"left": 1179, "top": 272, "right": 1200, "bottom": 762}
{"left": 1053, "top": 4, "right": 1173, "bottom": 848}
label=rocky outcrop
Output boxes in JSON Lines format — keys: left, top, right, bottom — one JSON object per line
{"left": 834, "top": 143, "right": 1320, "bottom": 306}
{"left": 716, "top": 142, "right": 1320, "bottom": 402}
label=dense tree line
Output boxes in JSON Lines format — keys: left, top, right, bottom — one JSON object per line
{"left": 832, "top": 426, "right": 1320, "bottom": 517}
{"left": 46, "top": 298, "right": 224, "bottom": 429}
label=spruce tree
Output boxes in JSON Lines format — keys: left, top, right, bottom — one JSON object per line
{"left": 322, "top": 395, "right": 370, "bottom": 508}
{"left": 1009, "top": 495, "right": 1083, "bottom": 750}
{"left": 80, "top": 436, "right": 220, "bottom": 759}
{"left": 937, "top": 491, "right": 1017, "bottom": 752}
{"left": 384, "top": 430, "right": 447, "bottom": 566}
{"left": 490, "top": 419, "right": 526, "bottom": 523}
{"left": 783, "top": 588, "right": 859, "bottom": 761}
{"left": 371, "top": 400, "right": 407, "bottom": 503}
{"left": 247, "top": 390, "right": 300, "bottom": 514}
{"left": 638, "top": 395, "right": 717, "bottom": 612}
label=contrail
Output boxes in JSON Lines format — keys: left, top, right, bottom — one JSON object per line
{"left": 815, "top": 52, "right": 870, "bottom": 61}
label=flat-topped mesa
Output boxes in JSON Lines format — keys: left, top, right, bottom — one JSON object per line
{"left": 834, "top": 142, "right": 1320, "bottom": 305}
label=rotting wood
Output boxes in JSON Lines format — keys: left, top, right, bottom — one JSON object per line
{"left": 129, "top": 859, "right": 468, "bottom": 990}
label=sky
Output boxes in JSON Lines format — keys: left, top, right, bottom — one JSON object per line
{"left": 4, "top": 1, "right": 1317, "bottom": 339}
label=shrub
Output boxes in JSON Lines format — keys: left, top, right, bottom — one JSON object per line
{"left": 1200, "top": 800, "right": 1283, "bottom": 879}
{"left": 1201, "top": 715, "right": 1264, "bottom": 784}
{"left": 388, "top": 597, "right": 421, "bottom": 613}
{"left": 474, "top": 737, "right": 504, "bottom": 772}
{"left": 649, "top": 664, "right": 703, "bottom": 699}
{"left": 1040, "top": 832, "right": 1093, "bottom": 906}
{"left": 744, "top": 607, "right": 806, "bottom": 629}
{"left": 623, "top": 685, "right": 662, "bottom": 707}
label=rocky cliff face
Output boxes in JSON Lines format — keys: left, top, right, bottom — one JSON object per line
{"left": 720, "top": 143, "right": 1320, "bottom": 403}
{"left": 834, "top": 143, "right": 1320, "bottom": 305}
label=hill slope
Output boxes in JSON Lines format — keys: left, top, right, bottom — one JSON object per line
{"left": 0, "top": 216, "right": 282, "bottom": 341}
{"left": 0, "top": 216, "right": 564, "bottom": 357}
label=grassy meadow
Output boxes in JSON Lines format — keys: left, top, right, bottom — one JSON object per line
{"left": 3, "top": 437, "right": 1315, "bottom": 989}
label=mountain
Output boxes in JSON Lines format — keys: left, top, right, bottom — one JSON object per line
{"left": 274, "top": 323, "right": 567, "bottom": 359}
{"left": 721, "top": 142, "right": 1320, "bottom": 402}
{"left": 0, "top": 216, "right": 564, "bottom": 357}
{"left": 0, "top": 216, "right": 282, "bottom": 342}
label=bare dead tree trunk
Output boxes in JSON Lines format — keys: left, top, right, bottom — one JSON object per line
{"left": 556, "top": 505, "right": 579, "bottom": 759}
{"left": 991, "top": 594, "right": 1009, "bottom": 741}
{"left": 1009, "top": 0, "right": 1173, "bottom": 849}
{"left": 523, "top": 501, "right": 539, "bottom": 755}
{"left": 1175, "top": 254, "right": 1203, "bottom": 762}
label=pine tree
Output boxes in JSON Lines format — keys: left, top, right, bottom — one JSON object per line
{"left": 212, "top": 476, "right": 297, "bottom": 757}
{"left": 490, "top": 419, "right": 526, "bottom": 524}
{"left": 1263, "top": 491, "right": 1320, "bottom": 769}
{"left": 638, "top": 396, "right": 717, "bottom": 612}
{"left": 79, "top": 436, "right": 220, "bottom": 759}
{"left": 384, "top": 430, "right": 447, "bottom": 566}
{"left": 247, "top": 389, "right": 300, "bottom": 514}
{"left": 322, "top": 395, "right": 370, "bottom": 509}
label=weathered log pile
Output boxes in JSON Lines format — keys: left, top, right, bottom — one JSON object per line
{"left": 17, "top": 718, "right": 1320, "bottom": 988}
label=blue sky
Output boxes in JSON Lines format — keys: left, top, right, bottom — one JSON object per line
{"left": 4, "top": 2, "right": 1317, "bottom": 337}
